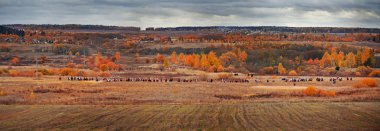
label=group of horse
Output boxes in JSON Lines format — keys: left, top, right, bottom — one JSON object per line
{"left": 62, "top": 76, "right": 250, "bottom": 83}
{"left": 62, "top": 76, "right": 353, "bottom": 85}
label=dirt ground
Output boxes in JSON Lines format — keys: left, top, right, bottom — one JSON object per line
{"left": 0, "top": 102, "right": 379, "bottom": 130}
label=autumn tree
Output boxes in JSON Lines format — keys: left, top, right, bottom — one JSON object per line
{"left": 100, "top": 64, "right": 108, "bottom": 71}
{"left": 219, "top": 51, "right": 238, "bottom": 67}
{"left": 239, "top": 50, "right": 248, "bottom": 64}
{"left": 10, "top": 57, "right": 20, "bottom": 66}
{"left": 200, "top": 54, "right": 210, "bottom": 70}
{"left": 361, "top": 48, "right": 370, "bottom": 65}
{"left": 307, "top": 58, "right": 314, "bottom": 65}
{"left": 178, "top": 53, "right": 185, "bottom": 65}
{"left": 155, "top": 53, "right": 164, "bottom": 63}
{"left": 346, "top": 52, "right": 356, "bottom": 68}
{"left": 207, "top": 51, "right": 221, "bottom": 71}
{"left": 185, "top": 55, "right": 195, "bottom": 66}
{"left": 170, "top": 51, "right": 177, "bottom": 64}
{"left": 320, "top": 51, "right": 331, "bottom": 68}
{"left": 163, "top": 57, "right": 169, "bottom": 68}
{"left": 278, "top": 63, "right": 286, "bottom": 75}
{"left": 193, "top": 54, "right": 201, "bottom": 69}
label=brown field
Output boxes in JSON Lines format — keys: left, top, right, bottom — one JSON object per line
{"left": 0, "top": 76, "right": 379, "bottom": 105}
{"left": 0, "top": 102, "right": 379, "bottom": 130}
{"left": 0, "top": 75, "right": 379, "bottom": 130}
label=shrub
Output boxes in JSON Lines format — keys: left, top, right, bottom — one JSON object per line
{"left": 352, "top": 78, "right": 378, "bottom": 88}
{"left": 368, "top": 70, "right": 380, "bottom": 77}
{"left": 76, "top": 70, "right": 86, "bottom": 76}
{"left": 99, "top": 64, "right": 109, "bottom": 71}
{"left": 60, "top": 68, "right": 77, "bottom": 76}
{"left": 355, "top": 72, "right": 361, "bottom": 76}
{"left": 198, "top": 73, "right": 209, "bottom": 81}
{"left": 303, "top": 86, "right": 336, "bottom": 97}
{"left": 361, "top": 78, "right": 378, "bottom": 87}
{"left": 288, "top": 70, "right": 297, "bottom": 76}
{"left": 0, "top": 90, "right": 7, "bottom": 96}
{"left": 262, "top": 67, "right": 274, "bottom": 74}
{"left": 66, "top": 62, "right": 76, "bottom": 68}
{"left": 207, "top": 66, "right": 215, "bottom": 72}
{"left": 25, "top": 91, "right": 36, "bottom": 101}
{"left": 356, "top": 66, "right": 372, "bottom": 76}
{"left": 218, "top": 73, "right": 232, "bottom": 79}
{"left": 0, "top": 68, "right": 9, "bottom": 74}
{"left": 319, "top": 90, "right": 336, "bottom": 97}
{"left": 99, "top": 72, "right": 111, "bottom": 77}
{"left": 8, "top": 70, "right": 19, "bottom": 77}
{"left": 304, "top": 86, "right": 318, "bottom": 96}
{"left": 76, "top": 64, "right": 84, "bottom": 69}
{"left": 38, "top": 69, "right": 52, "bottom": 75}
{"left": 352, "top": 82, "right": 367, "bottom": 88}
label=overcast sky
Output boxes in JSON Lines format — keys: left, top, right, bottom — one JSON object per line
{"left": 0, "top": 0, "right": 379, "bottom": 29}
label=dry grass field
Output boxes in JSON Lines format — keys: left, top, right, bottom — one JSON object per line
{"left": 0, "top": 102, "right": 379, "bottom": 130}
{"left": 0, "top": 76, "right": 379, "bottom": 130}
{"left": 0, "top": 76, "right": 379, "bottom": 105}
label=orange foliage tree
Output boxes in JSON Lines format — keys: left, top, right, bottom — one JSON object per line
{"left": 170, "top": 51, "right": 177, "bottom": 64}
{"left": 10, "top": 57, "right": 20, "bottom": 66}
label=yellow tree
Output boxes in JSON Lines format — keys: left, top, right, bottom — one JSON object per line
{"left": 207, "top": 51, "right": 221, "bottom": 69}
{"left": 356, "top": 50, "right": 362, "bottom": 66}
{"left": 330, "top": 49, "right": 338, "bottom": 66}
{"left": 320, "top": 51, "right": 330, "bottom": 67}
{"left": 278, "top": 63, "right": 286, "bottom": 75}
{"left": 346, "top": 52, "right": 356, "bottom": 68}
{"left": 337, "top": 51, "right": 345, "bottom": 67}
{"left": 163, "top": 58, "right": 169, "bottom": 68}
{"left": 200, "top": 54, "right": 210, "bottom": 70}
{"left": 361, "top": 48, "right": 370, "bottom": 65}
{"left": 170, "top": 51, "right": 177, "bottom": 64}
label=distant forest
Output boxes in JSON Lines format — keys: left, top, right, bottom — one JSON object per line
{"left": 2, "top": 24, "right": 380, "bottom": 33}
{"left": 154, "top": 26, "right": 380, "bottom": 33}
{"left": 0, "top": 26, "right": 25, "bottom": 37}
{"left": 4, "top": 24, "right": 141, "bottom": 31}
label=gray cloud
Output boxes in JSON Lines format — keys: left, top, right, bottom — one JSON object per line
{"left": 0, "top": 0, "right": 379, "bottom": 28}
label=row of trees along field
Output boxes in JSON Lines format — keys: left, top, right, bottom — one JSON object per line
{"left": 140, "top": 43, "right": 377, "bottom": 75}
